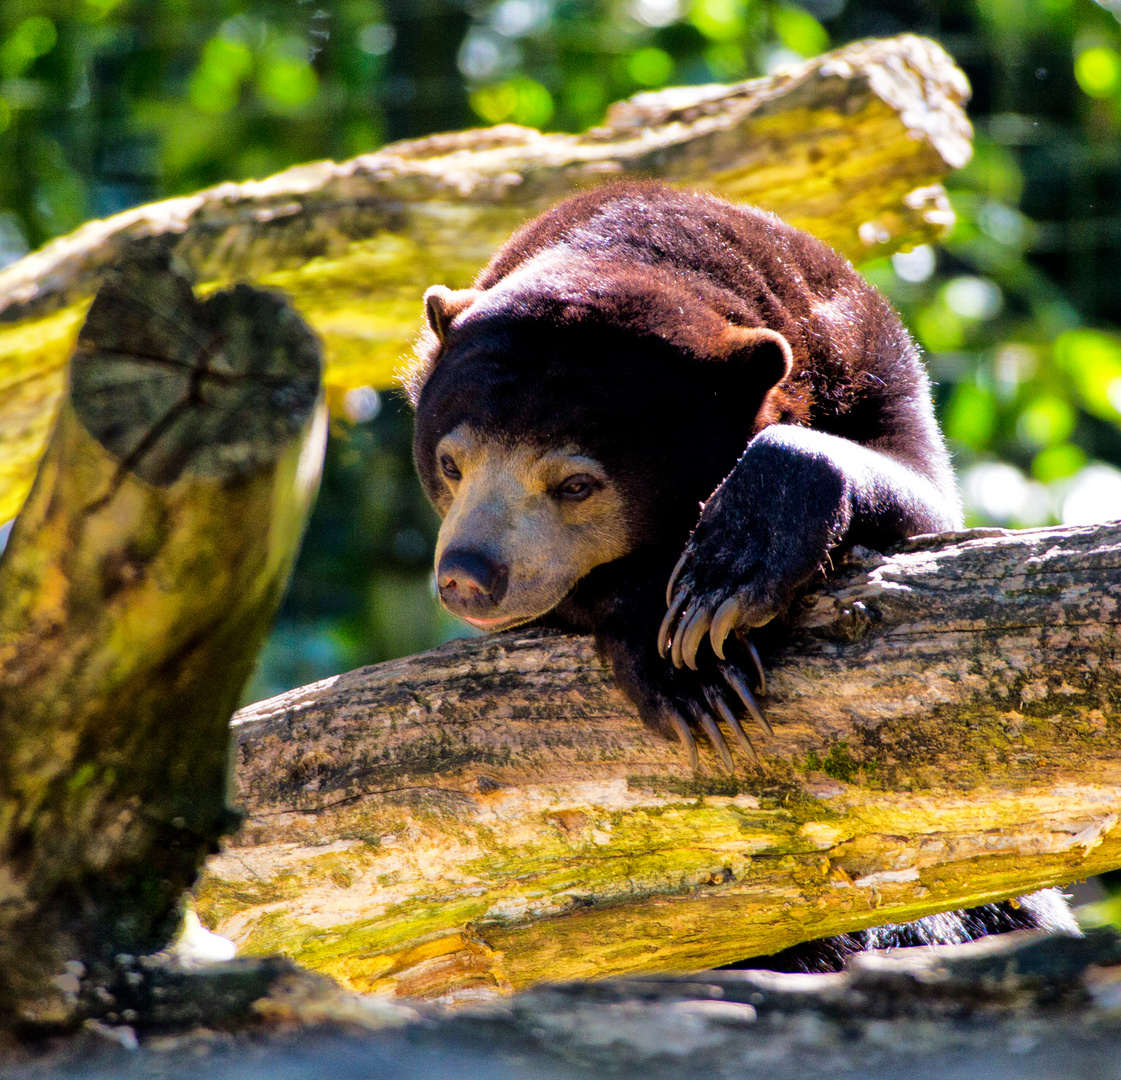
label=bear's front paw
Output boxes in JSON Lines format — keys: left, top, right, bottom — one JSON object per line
{"left": 657, "top": 536, "right": 785, "bottom": 673}
{"left": 658, "top": 449, "right": 845, "bottom": 677}
{"left": 641, "top": 654, "right": 768, "bottom": 774}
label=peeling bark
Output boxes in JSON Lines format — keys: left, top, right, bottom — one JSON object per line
{"left": 196, "top": 523, "right": 1121, "bottom": 1001}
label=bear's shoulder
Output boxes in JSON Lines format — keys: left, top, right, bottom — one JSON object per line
{"left": 409, "top": 181, "right": 919, "bottom": 441}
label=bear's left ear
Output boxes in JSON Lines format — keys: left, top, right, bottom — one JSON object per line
{"left": 425, "top": 285, "right": 481, "bottom": 345}
{"left": 720, "top": 325, "right": 794, "bottom": 390}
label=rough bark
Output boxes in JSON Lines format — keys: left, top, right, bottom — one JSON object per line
{"left": 6, "top": 926, "right": 1121, "bottom": 1078}
{"left": 196, "top": 522, "right": 1121, "bottom": 1001}
{"left": 0, "top": 261, "right": 326, "bottom": 1026}
{"left": 0, "top": 33, "right": 972, "bottom": 523}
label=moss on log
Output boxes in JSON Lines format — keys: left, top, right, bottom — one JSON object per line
{"left": 0, "top": 33, "right": 971, "bottom": 524}
{"left": 196, "top": 523, "right": 1121, "bottom": 1001}
{"left": 0, "top": 261, "right": 326, "bottom": 1026}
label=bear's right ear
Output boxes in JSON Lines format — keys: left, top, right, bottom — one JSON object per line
{"left": 721, "top": 325, "right": 793, "bottom": 390}
{"left": 424, "top": 286, "right": 480, "bottom": 345}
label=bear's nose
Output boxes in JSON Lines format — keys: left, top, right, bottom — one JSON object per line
{"left": 437, "top": 549, "right": 509, "bottom": 608}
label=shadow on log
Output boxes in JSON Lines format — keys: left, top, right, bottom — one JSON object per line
{"left": 198, "top": 523, "right": 1121, "bottom": 1000}
{"left": 0, "top": 261, "right": 326, "bottom": 1026}
{"left": 0, "top": 33, "right": 971, "bottom": 523}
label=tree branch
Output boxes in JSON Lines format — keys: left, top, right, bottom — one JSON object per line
{"left": 198, "top": 522, "right": 1121, "bottom": 1001}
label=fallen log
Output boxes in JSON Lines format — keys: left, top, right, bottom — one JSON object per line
{"left": 197, "top": 522, "right": 1121, "bottom": 1001}
{"left": 0, "top": 261, "right": 326, "bottom": 1026}
{"left": 0, "top": 33, "right": 971, "bottom": 523}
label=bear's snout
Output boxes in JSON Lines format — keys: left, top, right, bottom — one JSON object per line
{"left": 437, "top": 548, "right": 510, "bottom": 611}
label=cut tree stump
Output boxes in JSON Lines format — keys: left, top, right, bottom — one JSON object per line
{"left": 0, "top": 33, "right": 971, "bottom": 523}
{"left": 0, "top": 259, "right": 326, "bottom": 1026}
{"left": 196, "top": 523, "right": 1121, "bottom": 1001}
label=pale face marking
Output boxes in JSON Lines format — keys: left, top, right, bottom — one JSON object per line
{"left": 433, "top": 424, "right": 632, "bottom": 631}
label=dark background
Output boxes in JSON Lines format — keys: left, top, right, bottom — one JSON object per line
{"left": 3, "top": 2, "right": 1121, "bottom": 912}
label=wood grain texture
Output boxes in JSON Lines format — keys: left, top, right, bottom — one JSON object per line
{"left": 197, "top": 522, "right": 1121, "bottom": 1001}
{"left": 0, "top": 33, "right": 971, "bottom": 523}
{"left": 0, "top": 262, "right": 326, "bottom": 1026}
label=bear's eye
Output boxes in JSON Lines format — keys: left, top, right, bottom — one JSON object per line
{"left": 440, "top": 454, "right": 461, "bottom": 481}
{"left": 554, "top": 474, "right": 599, "bottom": 502}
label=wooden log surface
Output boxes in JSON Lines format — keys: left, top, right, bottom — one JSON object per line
{"left": 6, "top": 926, "right": 1121, "bottom": 1077}
{"left": 196, "top": 521, "right": 1121, "bottom": 1002}
{"left": 0, "top": 261, "right": 326, "bottom": 1026}
{"left": 0, "top": 33, "right": 972, "bottom": 523}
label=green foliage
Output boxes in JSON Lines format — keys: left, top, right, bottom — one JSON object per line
{"left": 454, "top": 0, "right": 824, "bottom": 131}
{"left": 1075, "top": 45, "right": 1121, "bottom": 98}
{"left": 858, "top": 0, "right": 1121, "bottom": 531}
{"left": 0, "top": 0, "right": 392, "bottom": 254}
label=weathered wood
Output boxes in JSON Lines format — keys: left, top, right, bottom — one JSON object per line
{"left": 0, "top": 33, "right": 972, "bottom": 523}
{"left": 0, "top": 261, "right": 326, "bottom": 1026}
{"left": 197, "top": 522, "right": 1121, "bottom": 1001}
{"left": 5, "top": 927, "right": 1121, "bottom": 1078}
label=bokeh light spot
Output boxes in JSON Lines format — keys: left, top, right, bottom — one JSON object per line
{"left": 1075, "top": 46, "right": 1121, "bottom": 99}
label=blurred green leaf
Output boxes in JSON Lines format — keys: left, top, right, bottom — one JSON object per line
{"left": 689, "top": 0, "right": 749, "bottom": 42}
{"left": 189, "top": 37, "right": 254, "bottom": 115}
{"left": 1054, "top": 329, "right": 1121, "bottom": 422}
{"left": 1032, "top": 442, "right": 1087, "bottom": 481}
{"left": 1017, "top": 394, "right": 1076, "bottom": 447}
{"left": 945, "top": 382, "right": 998, "bottom": 450}
{"left": 83, "top": 0, "right": 125, "bottom": 18}
{"left": 1, "top": 16, "right": 57, "bottom": 79}
{"left": 470, "top": 77, "right": 554, "bottom": 126}
{"left": 259, "top": 45, "right": 319, "bottom": 112}
{"left": 1075, "top": 45, "right": 1121, "bottom": 98}
{"left": 915, "top": 303, "right": 966, "bottom": 352}
{"left": 628, "top": 46, "right": 675, "bottom": 86}
{"left": 771, "top": 2, "right": 828, "bottom": 57}
{"left": 563, "top": 73, "right": 608, "bottom": 126}
{"left": 952, "top": 137, "right": 1024, "bottom": 205}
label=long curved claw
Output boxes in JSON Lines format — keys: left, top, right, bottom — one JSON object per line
{"left": 679, "top": 606, "right": 714, "bottom": 671}
{"left": 720, "top": 661, "right": 774, "bottom": 738}
{"left": 666, "top": 549, "right": 690, "bottom": 606}
{"left": 658, "top": 589, "right": 689, "bottom": 658}
{"left": 705, "top": 686, "right": 758, "bottom": 763}
{"left": 743, "top": 638, "right": 766, "bottom": 696}
{"left": 709, "top": 596, "right": 741, "bottom": 660}
{"left": 664, "top": 707, "right": 699, "bottom": 771}
{"left": 670, "top": 599, "right": 700, "bottom": 669}
{"left": 693, "top": 706, "right": 734, "bottom": 774}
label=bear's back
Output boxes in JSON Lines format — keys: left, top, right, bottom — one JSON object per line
{"left": 476, "top": 182, "right": 931, "bottom": 453}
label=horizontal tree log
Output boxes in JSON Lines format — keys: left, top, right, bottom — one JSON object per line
{"left": 0, "top": 262, "right": 326, "bottom": 1026}
{"left": 195, "top": 522, "right": 1121, "bottom": 1002}
{"left": 0, "top": 33, "right": 972, "bottom": 523}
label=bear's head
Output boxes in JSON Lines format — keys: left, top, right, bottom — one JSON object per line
{"left": 406, "top": 197, "right": 799, "bottom": 633}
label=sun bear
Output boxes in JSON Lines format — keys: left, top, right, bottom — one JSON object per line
{"left": 404, "top": 180, "right": 1076, "bottom": 966}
